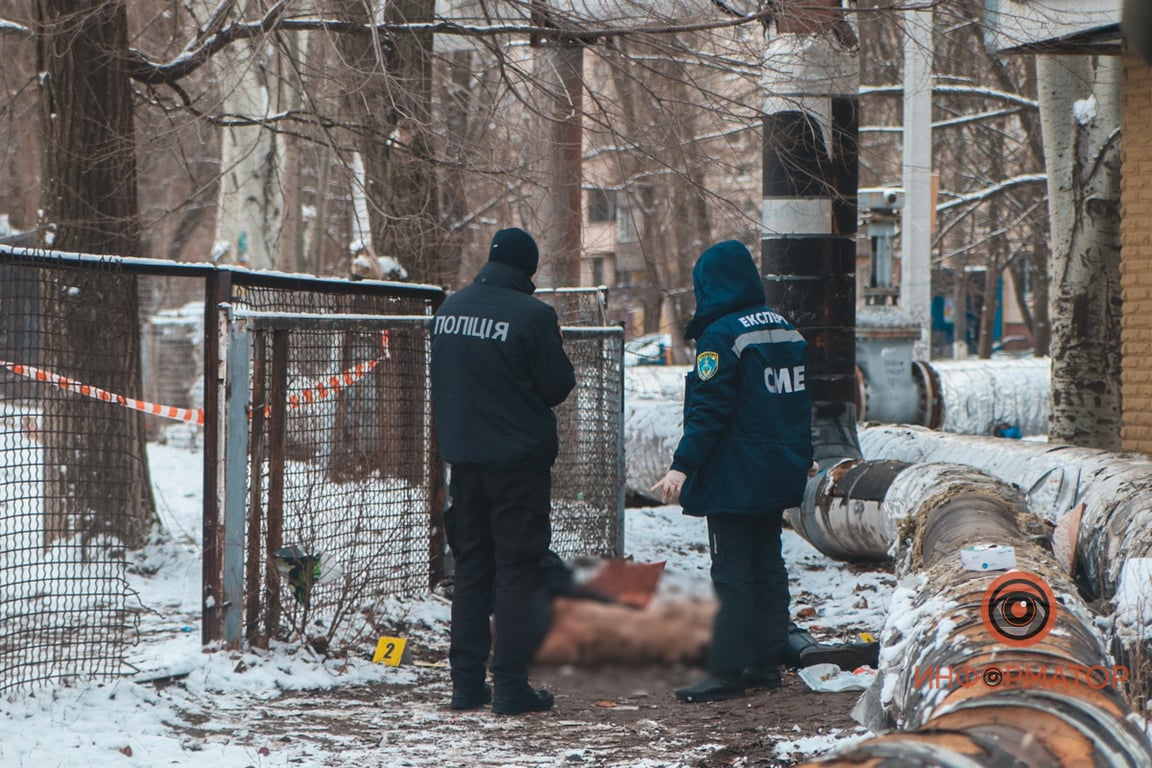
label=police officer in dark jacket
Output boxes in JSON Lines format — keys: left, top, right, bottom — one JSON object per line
{"left": 430, "top": 227, "right": 576, "bottom": 715}
{"left": 652, "top": 239, "right": 814, "bottom": 704}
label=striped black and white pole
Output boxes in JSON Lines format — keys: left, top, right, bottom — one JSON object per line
{"left": 761, "top": 10, "right": 862, "bottom": 464}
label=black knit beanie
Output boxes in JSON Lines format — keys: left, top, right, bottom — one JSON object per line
{"left": 488, "top": 227, "right": 539, "bottom": 276}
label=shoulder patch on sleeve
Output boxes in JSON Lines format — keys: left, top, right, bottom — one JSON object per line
{"left": 696, "top": 351, "right": 719, "bottom": 381}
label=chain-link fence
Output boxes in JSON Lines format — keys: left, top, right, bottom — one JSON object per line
{"left": 0, "top": 246, "right": 625, "bottom": 689}
{"left": 535, "top": 287, "right": 625, "bottom": 558}
{"left": 549, "top": 327, "right": 626, "bottom": 559}
{"left": 219, "top": 312, "right": 443, "bottom": 651}
{"left": 0, "top": 251, "right": 179, "bottom": 691}
{"left": 206, "top": 274, "right": 447, "bottom": 656}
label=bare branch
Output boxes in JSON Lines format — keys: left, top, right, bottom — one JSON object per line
{"left": 936, "top": 173, "right": 1047, "bottom": 212}
{"left": 861, "top": 82, "right": 1038, "bottom": 110}
{"left": 197, "top": 0, "right": 239, "bottom": 40}
{"left": 124, "top": 7, "right": 777, "bottom": 85}
{"left": 0, "top": 18, "right": 33, "bottom": 38}
{"left": 936, "top": 199, "right": 1046, "bottom": 263}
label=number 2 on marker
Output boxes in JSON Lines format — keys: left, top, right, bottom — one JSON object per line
{"left": 373, "top": 635, "right": 407, "bottom": 666}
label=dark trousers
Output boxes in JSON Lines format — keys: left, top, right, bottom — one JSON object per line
{"left": 705, "top": 513, "right": 790, "bottom": 678}
{"left": 446, "top": 465, "right": 552, "bottom": 690}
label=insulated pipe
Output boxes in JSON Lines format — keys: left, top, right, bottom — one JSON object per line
{"left": 796, "top": 462, "right": 1152, "bottom": 767}
{"left": 791, "top": 459, "right": 908, "bottom": 561}
{"left": 760, "top": 3, "right": 863, "bottom": 466}
{"left": 910, "top": 356, "right": 1050, "bottom": 436}
{"left": 791, "top": 460, "right": 1036, "bottom": 565}
{"left": 857, "top": 423, "right": 1152, "bottom": 603}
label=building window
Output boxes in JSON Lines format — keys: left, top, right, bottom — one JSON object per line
{"left": 617, "top": 201, "right": 642, "bottom": 244}
{"left": 590, "top": 257, "right": 604, "bottom": 286}
{"left": 588, "top": 188, "right": 616, "bottom": 223}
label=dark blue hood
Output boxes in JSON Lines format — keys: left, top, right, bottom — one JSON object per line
{"left": 684, "top": 240, "right": 765, "bottom": 340}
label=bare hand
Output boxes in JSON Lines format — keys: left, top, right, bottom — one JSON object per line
{"left": 651, "top": 469, "right": 687, "bottom": 505}
{"left": 808, "top": 461, "right": 820, "bottom": 478}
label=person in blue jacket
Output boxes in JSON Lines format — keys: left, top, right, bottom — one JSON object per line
{"left": 430, "top": 227, "right": 576, "bottom": 715}
{"left": 652, "top": 239, "right": 814, "bottom": 704}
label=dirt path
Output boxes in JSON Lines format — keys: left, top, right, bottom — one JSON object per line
{"left": 160, "top": 656, "right": 867, "bottom": 767}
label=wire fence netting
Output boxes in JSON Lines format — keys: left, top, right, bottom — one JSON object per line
{"left": 537, "top": 287, "right": 625, "bottom": 558}
{"left": 0, "top": 256, "right": 156, "bottom": 691}
{"left": 235, "top": 317, "right": 441, "bottom": 652}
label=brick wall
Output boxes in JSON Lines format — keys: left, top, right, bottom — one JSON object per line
{"left": 1121, "top": 51, "right": 1152, "bottom": 453}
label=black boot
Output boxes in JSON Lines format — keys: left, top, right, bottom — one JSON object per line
{"left": 492, "top": 684, "right": 554, "bottom": 715}
{"left": 450, "top": 682, "right": 492, "bottom": 710}
{"left": 675, "top": 675, "right": 746, "bottom": 703}
{"left": 741, "top": 666, "right": 782, "bottom": 690}
{"left": 786, "top": 623, "right": 880, "bottom": 670}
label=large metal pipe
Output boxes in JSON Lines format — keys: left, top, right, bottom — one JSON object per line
{"left": 791, "top": 458, "right": 907, "bottom": 561}
{"left": 796, "top": 461, "right": 1152, "bottom": 767}
{"left": 857, "top": 423, "right": 1152, "bottom": 603}
{"left": 910, "top": 356, "right": 1049, "bottom": 437}
{"left": 854, "top": 304, "right": 1050, "bottom": 436}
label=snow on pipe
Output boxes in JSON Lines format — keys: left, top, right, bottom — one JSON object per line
{"left": 856, "top": 423, "right": 1152, "bottom": 605}
{"left": 796, "top": 461, "right": 1152, "bottom": 767}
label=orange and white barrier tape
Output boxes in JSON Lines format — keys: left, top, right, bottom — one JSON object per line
{"left": 1, "top": 330, "right": 392, "bottom": 424}
{"left": 0, "top": 359, "right": 205, "bottom": 424}
{"left": 283, "top": 358, "right": 380, "bottom": 410}
{"left": 278, "top": 331, "right": 390, "bottom": 412}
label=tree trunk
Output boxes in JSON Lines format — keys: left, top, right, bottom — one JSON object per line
{"left": 380, "top": 0, "right": 442, "bottom": 283}
{"left": 1038, "top": 55, "right": 1122, "bottom": 449}
{"left": 537, "top": 40, "right": 584, "bottom": 289}
{"left": 210, "top": 0, "right": 288, "bottom": 270}
{"left": 331, "top": 0, "right": 443, "bottom": 284}
{"left": 440, "top": 49, "right": 475, "bottom": 287}
{"left": 0, "top": 8, "right": 39, "bottom": 232}
{"left": 36, "top": 0, "right": 156, "bottom": 550}
{"left": 952, "top": 256, "right": 969, "bottom": 359}
{"left": 978, "top": 126, "right": 1007, "bottom": 360}
{"left": 979, "top": 23, "right": 1050, "bottom": 355}
{"left": 1007, "top": 251, "right": 1036, "bottom": 348}
{"left": 977, "top": 265, "right": 997, "bottom": 359}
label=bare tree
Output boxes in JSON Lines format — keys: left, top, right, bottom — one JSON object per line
{"left": 1038, "top": 53, "right": 1122, "bottom": 450}
{"left": 35, "top": 0, "right": 156, "bottom": 548}
{"left": 0, "top": 0, "right": 1085, "bottom": 545}
{"left": 858, "top": 0, "right": 1048, "bottom": 359}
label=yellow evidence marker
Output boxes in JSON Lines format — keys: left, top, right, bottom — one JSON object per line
{"left": 373, "top": 636, "right": 412, "bottom": 666}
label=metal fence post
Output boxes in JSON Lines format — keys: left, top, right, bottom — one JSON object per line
{"left": 203, "top": 271, "right": 230, "bottom": 644}
{"left": 613, "top": 333, "right": 626, "bottom": 556}
{"left": 221, "top": 307, "right": 251, "bottom": 649}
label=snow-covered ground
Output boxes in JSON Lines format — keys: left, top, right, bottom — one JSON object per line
{"left": 0, "top": 441, "right": 895, "bottom": 767}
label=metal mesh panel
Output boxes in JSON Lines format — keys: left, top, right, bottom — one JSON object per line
{"left": 0, "top": 256, "right": 147, "bottom": 691}
{"left": 231, "top": 281, "right": 431, "bottom": 317}
{"left": 237, "top": 318, "right": 439, "bottom": 651}
{"left": 550, "top": 328, "right": 625, "bottom": 559}
{"left": 536, "top": 286, "right": 610, "bottom": 327}
{"left": 233, "top": 311, "right": 624, "bottom": 650}
{"left": 536, "top": 287, "right": 626, "bottom": 558}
